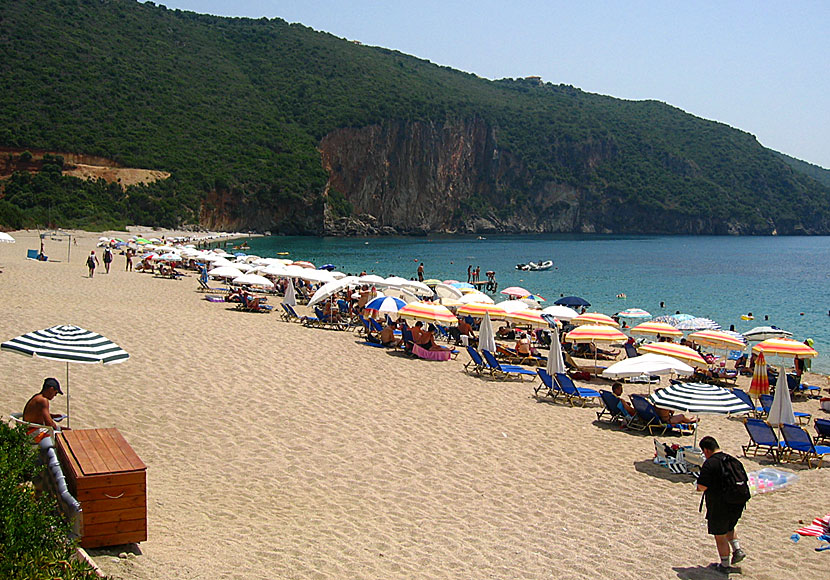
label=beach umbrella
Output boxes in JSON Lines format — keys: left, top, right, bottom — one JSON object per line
{"left": 449, "top": 282, "right": 475, "bottom": 290}
{"left": 382, "top": 276, "right": 409, "bottom": 287}
{"left": 398, "top": 302, "right": 458, "bottom": 325}
{"left": 743, "top": 326, "right": 793, "bottom": 342}
{"left": 617, "top": 308, "right": 651, "bottom": 319}
{"left": 434, "top": 283, "right": 463, "bottom": 300}
{"left": 457, "top": 302, "right": 507, "bottom": 320}
{"left": 630, "top": 322, "right": 683, "bottom": 338}
{"left": 554, "top": 296, "right": 590, "bottom": 308}
{"left": 601, "top": 353, "right": 694, "bottom": 380}
{"left": 1, "top": 325, "right": 129, "bottom": 428}
{"left": 208, "top": 266, "right": 244, "bottom": 279}
{"left": 158, "top": 252, "right": 182, "bottom": 262}
{"left": 291, "top": 260, "right": 315, "bottom": 269}
{"left": 504, "top": 309, "right": 548, "bottom": 328}
{"left": 501, "top": 286, "right": 531, "bottom": 298}
{"left": 422, "top": 279, "right": 443, "bottom": 286}
{"left": 365, "top": 296, "right": 407, "bottom": 315}
{"left": 283, "top": 278, "right": 297, "bottom": 307}
{"left": 639, "top": 342, "right": 707, "bottom": 369}
{"left": 767, "top": 369, "right": 796, "bottom": 426}
{"left": 232, "top": 274, "right": 274, "bottom": 288}
{"left": 565, "top": 324, "right": 627, "bottom": 375}
{"left": 0, "top": 232, "right": 16, "bottom": 243}
{"left": 571, "top": 312, "right": 620, "bottom": 327}
{"left": 541, "top": 305, "right": 579, "bottom": 322}
{"left": 380, "top": 287, "right": 419, "bottom": 304}
{"left": 652, "top": 313, "right": 695, "bottom": 325}
{"left": 307, "top": 276, "right": 360, "bottom": 307}
{"left": 497, "top": 300, "right": 534, "bottom": 313}
{"left": 751, "top": 338, "right": 817, "bottom": 359}
{"left": 675, "top": 317, "right": 721, "bottom": 331}
{"left": 749, "top": 352, "right": 770, "bottom": 398}
{"left": 400, "top": 280, "right": 434, "bottom": 296}
{"left": 546, "top": 327, "right": 566, "bottom": 376}
{"left": 358, "top": 274, "right": 386, "bottom": 286}
{"left": 298, "top": 269, "right": 335, "bottom": 284}
{"left": 457, "top": 292, "right": 495, "bottom": 305}
{"left": 478, "top": 312, "right": 497, "bottom": 354}
{"left": 688, "top": 330, "right": 746, "bottom": 351}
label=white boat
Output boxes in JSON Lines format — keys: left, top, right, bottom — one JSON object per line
{"left": 515, "top": 260, "right": 553, "bottom": 271}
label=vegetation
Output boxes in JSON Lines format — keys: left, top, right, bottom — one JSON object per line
{"left": 0, "top": 0, "right": 828, "bottom": 233}
{"left": 0, "top": 422, "right": 100, "bottom": 579}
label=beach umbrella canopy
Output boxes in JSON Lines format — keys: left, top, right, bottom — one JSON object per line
{"left": 497, "top": 300, "right": 534, "bottom": 313}
{"left": 457, "top": 292, "right": 495, "bottom": 305}
{"left": 541, "top": 305, "right": 579, "bottom": 321}
{"left": 365, "top": 296, "right": 407, "bottom": 315}
{"left": 291, "top": 260, "right": 315, "bottom": 269}
{"left": 617, "top": 308, "right": 651, "bottom": 319}
{"left": 649, "top": 382, "right": 752, "bottom": 416}
{"left": 434, "top": 283, "right": 463, "bottom": 300}
{"left": 208, "top": 266, "right": 244, "bottom": 279}
{"left": 422, "top": 279, "right": 443, "bottom": 286}
{"left": 546, "top": 327, "right": 566, "bottom": 376}
{"left": 749, "top": 352, "right": 770, "bottom": 398}
{"left": 380, "top": 287, "right": 419, "bottom": 303}
{"left": 1, "top": 324, "right": 129, "bottom": 427}
{"left": 630, "top": 321, "right": 684, "bottom": 338}
{"left": 501, "top": 286, "right": 531, "bottom": 297}
{"left": 675, "top": 317, "right": 721, "bottom": 331}
{"left": 767, "top": 368, "right": 796, "bottom": 426}
{"left": 565, "top": 325, "right": 627, "bottom": 344}
{"left": 752, "top": 338, "right": 817, "bottom": 359}
{"left": 688, "top": 330, "right": 746, "bottom": 350}
{"left": 639, "top": 342, "right": 707, "bottom": 369}
{"left": 478, "top": 312, "right": 497, "bottom": 354}
{"left": 742, "top": 326, "right": 793, "bottom": 342}
{"left": 456, "top": 302, "right": 507, "bottom": 320}
{"left": 358, "top": 274, "right": 386, "bottom": 286}
{"left": 554, "top": 296, "right": 590, "bottom": 308}
{"left": 571, "top": 312, "right": 620, "bottom": 327}
{"left": 298, "top": 269, "right": 336, "bottom": 284}
{"left": 602, "top": 353, "right": 694, "bottom": 380}
{"left": 307, "top": 276, "right": 360, "bottom": 307}
{"left": 400, "top": 280, "right": 434, "bottom": 296}
{"left": 232, "top": 274, "right": 274, "bottom": 288}
{"left": 382, "top": 276, "right": 409, "bottom": 286}
{"left": 283, "top": 278, "right": 297, "bottom": 307}
{"left": 0, "top": 232, "right": 16, "bottom": 243}
{"left": 504, "top": 309, "right": 548, "bottom": 328}
{"left": 158, "top": 252, "right": 182, "bottom": 262}
{"left": 398, "top": 302, "right": 458, "bottom": 325}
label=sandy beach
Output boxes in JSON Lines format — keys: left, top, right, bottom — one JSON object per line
{"left": 1, "top": 229, "right": 828, "bottom": 580}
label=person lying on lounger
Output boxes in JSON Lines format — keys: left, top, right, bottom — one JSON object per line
{"left": 655, "top": 405, "right": 699, "bottom": 424}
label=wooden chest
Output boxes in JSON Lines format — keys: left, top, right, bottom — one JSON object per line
{"left": 56, "top": 428, "right": 147, "bottom": 548}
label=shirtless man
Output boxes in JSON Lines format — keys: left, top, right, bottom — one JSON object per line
{"left": 380, "top": 321, "right": 402, "bottom": 347}
{"left": 23, "top": 378, "right": 66, "bottom": 430}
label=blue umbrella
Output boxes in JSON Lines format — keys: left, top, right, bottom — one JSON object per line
{"left": 554, "top": 296, "right": 590, "bottom": 307}
{"left": 365, "top": 296, "right": 407, "bottom": 314}
{"left": 450, "top": 282, "right": 475, "bottom": 289}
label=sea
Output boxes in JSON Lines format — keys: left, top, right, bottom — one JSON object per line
{"left": 222, "top": 234, "right": 830, "bottom": 374}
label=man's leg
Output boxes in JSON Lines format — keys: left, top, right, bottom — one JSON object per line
{"left": 727, "top": 529, "right": 746, "bottom": 565}
{"left": 714, "top": 534, "right": 731, "bottom": 569}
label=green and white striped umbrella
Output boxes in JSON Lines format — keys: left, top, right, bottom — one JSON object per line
{"left": 2, "top": 325, "right": 129, "bottom": 426}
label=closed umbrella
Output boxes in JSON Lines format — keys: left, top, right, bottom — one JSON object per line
{"left": 748, "top": 352, "right": 769, "bottom": 399}
{"left": 283, "top": 278, "right": 297, "bottom": 307}
{"left": 478, "top": 312, "right": 497, "bottom": 354}
{"left": 546, "top": 327, "right": 566, "bottom": 376}
{"left": 767, "top": 369, "right": 796, "bottom": 427}
{"left": 2, "top": 325, "right": 129, "bottom": 427}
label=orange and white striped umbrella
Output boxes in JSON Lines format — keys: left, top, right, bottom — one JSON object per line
{"left": 565, "top": 325, "right": 627, "bottom": 343}
{"left": 456, "top": 303, "right": 507, "bottom": 320}
{"left": 571, "top": 312, "right": 620, "bottom": 327}
{"left": 689, "top": 330, "right": 746, "bottom": 350}
{"left": 504, "top": 309, "right": 548, "bottom": 327}
{"left": 630, "top": 321, "right": 683, "bottom": 338}
{"left": 752, "top": 338, "right": 818, "bottom": 358}
{"left": 640, "top": 342, "right": 707, "bottom": 369}
{"left": 398, "top": 302, "right": 458, "bottom": 324}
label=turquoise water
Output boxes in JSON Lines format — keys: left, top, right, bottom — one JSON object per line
{"left": 228, "top": 234, "right": 830, "bottom": 373}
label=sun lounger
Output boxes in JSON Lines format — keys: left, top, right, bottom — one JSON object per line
{"left": 596, "top": 389, "right": 636, "bottom": 426}
{"left": 785, "top": 373, "right": 821, "bottom": 398}
{"left": 236, "top": 296, "right": 272, "bottom": 313}
{"left": 741, "top": 418, "right": 784, "bottom": 462}
{"left": 815, "top": 418, "right": 830, "bottom": 445}
{"left": 280, "top": 303, "right": 302, "bottom": 322}
{"left": 481, "top": 349, "right": 537, "bottom": 381}
{"left": 780, "top": 423, "right": 830, "bottom": 468}
{"left": 630, "top": 394, "right": 695, "bottom": 436}
{"left": 554, "top": 373, "right": 602, "bottom": 407}
{"left": 759, "top": 394, "right": 811, "bottom": 425}
{"left": 496, "top": 345, "right": 547, "bottom": 367}
{"left": 731, "top": 388, "right": 763, "bottom": 418}
{"left": 412, "top": 343, "right": 452, "bottom": 361}
{"left": 534, "top": 368, "right": 562, "bottom": 401}
{"left": 464, "top": 346, "right": 487, "bottom": 375}
{"left": 198, "top": 277, "right": 228, "bottom": 293}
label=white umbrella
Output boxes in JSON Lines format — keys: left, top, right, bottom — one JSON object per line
{"left": 359, "top": 274, "right": 386, "bottom": 286}
{"left": 283, "top": 278, "right": 297, "bottom": 306}
{"left": 743, "top": 326, "right": 793, "bottom": 342}
{"left": 232, "top": 274, "right": 274, "bottom": 288}
{"left": 383, "top": 276, "right": 410, "bottom": 287}
{"left": 380, "top": 287, "right": 419, "bottom": 303}
{"left": 478, "top": 312, "right": 497, "bottom": 354}
{"left": 601, "top": 353, "right": 694, "bottom": 380}
{"left": 308, "top": 276, "right": 360, "bottom": 307}
{"left": 458, "top": 292, "right": 495, "bottom": 305}
{"left": 767, "top": 367, "right": 796, "bottom": 426}
{"left": 675, "top": 317, "right": 721, "bottom": 331}
{"left": 400, "top": 280, "right": 434, "bottom": 296}
{"left": 546, "top": 327, "right": 566, "bottom": 376}
{"left": 299, "top": 269, "right": 336, "bottom": 284}
{"left": 497, "top": 299, "right": 533, "bottom": 313}
{"left": 434, "top": 283, "right": 463, "bottom": 300}
{"left": 541, "top": 305, "right": 579, "bottom": 322}
{"left": 208, "top": 266, "right": 244, "bottom": 279}
{"left": 0, "top": 232, "right": 16, "bottom": 243}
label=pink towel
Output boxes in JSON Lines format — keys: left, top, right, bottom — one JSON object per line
{"left": 412, "top": 344, "right": 451, "bottom": 361}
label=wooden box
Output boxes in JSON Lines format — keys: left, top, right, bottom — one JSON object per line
{"left": 56, "top": 428, "right": 147, "bottom": 548}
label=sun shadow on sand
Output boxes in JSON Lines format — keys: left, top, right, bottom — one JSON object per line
{"left": 633, "top": 459, "right": 698, "bottom": 484}
{"left": 673, "top": 565, "right": 743, "bottom": 579}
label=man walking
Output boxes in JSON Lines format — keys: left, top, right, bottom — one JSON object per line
{"left": 696, "top": 436, "right": 749, "bottom": 573}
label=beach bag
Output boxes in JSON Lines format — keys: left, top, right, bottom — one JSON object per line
{"left": 720, "top": 454, "right": 751, "bottom": 505}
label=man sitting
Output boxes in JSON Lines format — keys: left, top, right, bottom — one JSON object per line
{"left": 23, "top": 378, "right": 68, "bottom": 431}
{"left": 380, "top": 321, "right": 402, "bottom": 348}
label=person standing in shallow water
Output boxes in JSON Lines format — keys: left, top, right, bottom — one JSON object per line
{"left": 417, "top": 262, "right": 424, "bottom": 282}
{"left": 467, "top": 265, "right": 472, "bottom": 283}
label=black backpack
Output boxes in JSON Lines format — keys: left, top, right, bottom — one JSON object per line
{"left": 720, "top": 453, "right": 751, "bottom": 505}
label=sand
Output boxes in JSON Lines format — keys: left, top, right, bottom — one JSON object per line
{"left": 1, "top": 230, "right": 828, "bottom": 580}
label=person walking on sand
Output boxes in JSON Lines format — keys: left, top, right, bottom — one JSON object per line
{"left": 417, "top": 262, "right": 424, "bottom": 282}
{"left": 103, "top": 246, "right": 113, "bottom": 274}
{"left": 125, "top": 248, "right": 134, "bottom": 271}
{"left": 86, "top": 251, "right": 99, "bottom": 278}
{"left": 696, "top": 436, "right": 749, "bottom": 574}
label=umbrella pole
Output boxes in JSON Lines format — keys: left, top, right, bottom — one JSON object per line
{"left": 65, "top": 361, "right": 70, "bottom": 428}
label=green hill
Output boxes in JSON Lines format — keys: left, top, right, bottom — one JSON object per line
{"left": 1, "top": 0, "right": 828, "bottom": 234}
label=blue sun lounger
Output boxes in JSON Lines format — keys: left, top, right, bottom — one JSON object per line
{"left": 534, "top": 368, "right": 563, "bottom": 401}
{"left": 630, "top": 394, "right": 695, "bottom": 436}
{"left": 554, "top": 373, "right": 602, "bottom": 407}
{"left": 780, "top": 423, "right": 830, "bottom": 468}
{"left": 741, "top": 418, "right": 784, "bottom": 462}
{"left": 481, "top": 349, "right": 536, "bottom": 381}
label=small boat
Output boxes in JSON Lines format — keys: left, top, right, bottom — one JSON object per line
{"left": 232, "top": 243, "right": 250, "bottom": 251}
{"left": 516, "top": 260, "right": 553, "bottom": 271}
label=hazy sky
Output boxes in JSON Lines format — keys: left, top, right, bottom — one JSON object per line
{"left": 153, "top": 1, "right": 829, "bottom": 168}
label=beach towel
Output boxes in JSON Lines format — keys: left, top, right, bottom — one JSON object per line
{"left": 205, "top": 295, "right": 225, "bottom": 303}
{"left": 795, "top": 513, "right": 830, "bottom": 537}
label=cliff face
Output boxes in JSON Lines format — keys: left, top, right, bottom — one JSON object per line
{"left": 199, "top": 188, "right": 323, "bottom": 234}
{"left": 319, "top": 118, "right": 600, "bottom": 235}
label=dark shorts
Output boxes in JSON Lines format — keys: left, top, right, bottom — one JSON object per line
{"left": 707, "top": 504, "right": 744, "bottom": 536}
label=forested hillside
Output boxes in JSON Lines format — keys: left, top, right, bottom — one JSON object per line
{"left": 1, "top": 0, "right": 828, "bottom": 234}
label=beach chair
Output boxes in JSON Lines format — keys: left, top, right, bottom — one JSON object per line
{"left": 629, "top": 394, "right": 695, "bottom": 436}
{"left": 759, "top": 394, "right": 811, "bottom": 425}
{"left": 779, "top": 423, "right": 830, "bottom": 468}
{"left": 9, "top": 412, "right": 60, "bottom": 445}
{"left": 481, "top": 350, "right": 537, "bottom": 381}
{"left": 236, "top": 295, "right": 272, "bottom": 313}
{"left": 785, "top": 373, "right": 821, "bottom": 398}
{"left": 464, "top": 346, "right": 486, "bottom": 375}
{"left": 731, "top": 388, "right": 763, "bottom": 418}
{"left": 554, "top": 373, "right": 602, "bottom": 407}
{"left": 815, "top": 418, "right": 830, "bottom": 445}
{"left": 534, "top": 368, "right": 562, "bottom": 401}
{"left": 596, "top": 389, "right": 636, "bottom": 426}
{"left": 741, "top": 418, "right": 784, "bottom": 462}
{"left": 624, "top": 343, "right": 639, "bottom": 358}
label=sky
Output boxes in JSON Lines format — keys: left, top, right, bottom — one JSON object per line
{"left": 153, "top": 1, "right": 829, "bottom": 169}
